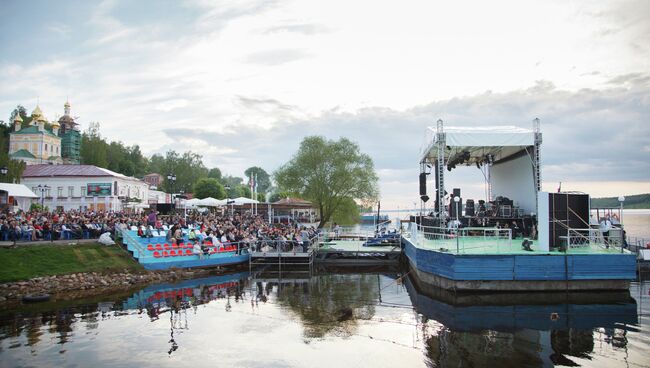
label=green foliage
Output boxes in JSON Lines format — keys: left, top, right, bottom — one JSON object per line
{"left": 222, "top": 175, "right": 243, "bottom": 187}
{"left": 9, "top": 105, "right": 31, "bottom": 126}
{"left": 591, "top": 193, "right": 650, "bottom": 209}
{"left": 193, "top": 178, "right": 226, "bottom": 199}
{"left": 80, "top": 123, "right": 109, "bottom": 168}
{"left": 30, "top": 203, "right": 46, "bottom": 212}
{"left": 257, "top": 192, "right": 266, "bottom": 202}
{"left": 0, "top": 244, "right": 143, "bottom": 282}
{"left": 244, "top": 166, "right": 271, "bottom": 193}
{"left": 208, "top": 167, "right": 222, "bottom": 181}
{"left": 80, "top": 123, "right": 149, "bottom": 178}
{"left": 269, "top": 190, "right": 296, "bottom": 203}
{"left": 241, "top": 185, "right": 252, "bottom": 198}
{"left": 146, "top": 150, "right": 208, "bottom": 193}
{"left": 0, "top": 121, "right": 26, "bottom": 183}
{"left": 275, "top": 274, "right": 378, "bottom": 338}
{"left": 274, "top": 136, "right": 378, "bottom": 227}
{"left": 331, "top": 197, "right": 360, "bottom": 225}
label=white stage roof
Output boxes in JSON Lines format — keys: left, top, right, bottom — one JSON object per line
{"left": 421, "top": 125, "right": 537, "bottom": 165}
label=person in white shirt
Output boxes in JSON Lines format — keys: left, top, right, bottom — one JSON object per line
{"left": 192, "top": 241, "right": 204, "bottom": 260}
{"left": 599, "top": 216, "right": 612, "bottom": 247}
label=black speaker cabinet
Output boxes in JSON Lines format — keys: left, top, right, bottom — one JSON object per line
{"left": 547, "top": 193, "right": 589, "bottom": 248}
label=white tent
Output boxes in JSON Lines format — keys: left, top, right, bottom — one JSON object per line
{"left": 185, "top": 198, "right": 202, "bottom": 207}
{"left": 233, "top": 197, "right": 259, "bottom": 205}
{"left": 198, "top": 197, "right": 227, "bottom": 207}
{"left": 0, "top": 183, "right": 38, "bottom": 211}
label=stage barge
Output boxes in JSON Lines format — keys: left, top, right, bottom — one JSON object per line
{"left": 406, "top": 119, "right": 637, "bottom": 291}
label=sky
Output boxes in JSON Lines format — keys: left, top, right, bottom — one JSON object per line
{"left": 1, "top": 0, "right": 649, "bottom": 208}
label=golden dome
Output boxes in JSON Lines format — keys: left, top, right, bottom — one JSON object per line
{"left": 31, "top": 105, "right": 49, "bottom": 123}
{"left": 64, "top": 101, "right": 71, "bottom": 108}
{"left": 31, "top": 105, "right": 43, "bottom": 117}
{"left": 51, "top": 121, "right": 60, "bottom": 128}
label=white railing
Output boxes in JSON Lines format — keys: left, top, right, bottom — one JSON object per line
{"left": 412, "top": 223, "right": 512, "bottom": 254}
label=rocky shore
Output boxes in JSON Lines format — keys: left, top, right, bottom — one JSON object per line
{"left": 0, "top": 268, "right": 212, "bottom": 303}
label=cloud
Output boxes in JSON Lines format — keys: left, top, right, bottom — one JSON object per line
{"left": 262, "top": 23, "right": 329, "bottom": 35}
{"left": 243, "top": 49, "right": 311, "bottom": 66}
{"left": 155, "top": 99, "right": 189, "bottom": 112}
{"left": 156, "top": 79, "right": 649, "bottom": 204}
{"left": 237, "top": 96, "right": 296, "bottom": 111}
{"left": 192, "top": 0, "right": 280, "bottom": 32}
{"left": 607, "top": 73, "right": 650, "bottom": 86}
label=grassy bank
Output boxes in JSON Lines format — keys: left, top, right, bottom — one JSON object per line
{"left": 0, "top": 244, "right": 144, "bottom": 283}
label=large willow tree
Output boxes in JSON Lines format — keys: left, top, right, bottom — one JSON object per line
{"left": 274, "top": 136, "right": 378, "bottom": 228}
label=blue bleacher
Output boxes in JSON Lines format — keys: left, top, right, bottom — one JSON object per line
{"left": 121, "top": 229, "right": 250, "bottom": 270}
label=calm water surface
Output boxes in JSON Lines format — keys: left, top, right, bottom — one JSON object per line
{"left": 2, "top": 213, "right": 649, "bottom": 367}
{"left": 1, "top": 269, "right": 649, "bottom": 368}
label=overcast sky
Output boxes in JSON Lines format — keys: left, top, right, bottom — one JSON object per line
{"left": 1, "top": 0, "right": 648, "bottom": 208}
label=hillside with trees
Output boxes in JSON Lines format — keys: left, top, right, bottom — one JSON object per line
{"left": 591, "top": 193, "right": 650, "bottom": 209}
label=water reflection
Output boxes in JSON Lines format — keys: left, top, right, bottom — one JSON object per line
{"left": 405, "top": 276, "right": 640, "bottom": 367}
{"left": 0, "top": 270, "right": 647, "bottom": 368}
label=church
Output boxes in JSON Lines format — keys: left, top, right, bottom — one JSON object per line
{"left": 9, "top": 101, "right": 81, "bottom": 165}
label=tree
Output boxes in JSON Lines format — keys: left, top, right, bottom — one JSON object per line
{"left": 9, "top": 105, "right": 31, "bottom": 127}
{"left": 244, "top": 166, "right": 271, "bottom": 193}
{"left": 269, "top": 190, "right": 296, "bottom": 203}
{"left": 148, "top": 150, "right": 208, "bottom": 193}
{"left": 80, "top": 122, "right": 108, "bottom": 168}
{"left": 208, "top": 167, "right": 222, "bottom": 181}
{"left": 274, "top": 136, "right": 378, "bottom": 228}
{"left": 331, "top": 197, "right": 360, "bottom": 225}
{"left": 193, "top": 178, "right": 226, "bottom": 199}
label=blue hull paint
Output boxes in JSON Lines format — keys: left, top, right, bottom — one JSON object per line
{"left": 140, "top": 254, "right": 250, "bottom": 270}
{"left": 403, "top": 238, "right": 637, "bottom": 282}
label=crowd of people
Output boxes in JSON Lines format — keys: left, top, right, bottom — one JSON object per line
{"left": 138, "top": 211, "right": 319, "bottom": 254}
{"left": 0, "top": 208, "right": 320, "bottom": 253}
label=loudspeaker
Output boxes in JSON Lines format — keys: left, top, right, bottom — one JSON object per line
{"left": 465, "top": 199, "right": 475, "bottom": 216}
{"left": 155, "top": 203, "right": 175, "bottom": 215}
{"left": 453, "top": 188, "right": 461, "bottom": 197}
{"left": 419, "top": 173, "right": 427, "bottom": 196}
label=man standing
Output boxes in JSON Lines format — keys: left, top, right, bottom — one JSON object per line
{"left": 599, "top": 215, "right": 612, "bottom": 247}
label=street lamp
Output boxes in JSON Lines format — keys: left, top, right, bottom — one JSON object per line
{"left": 37, "top": 184, "right": 50, "bottom": 208}
{"left": 454, "top": 196, "right": 460, "bottom": 253}
{"left": 0, "top": 166, "right": 7, "bottom": 183}
{"left": 167, "top": 173, "right": 176, "bottom": 204}
{"left": 618, "top": 195, "right": 625, "bottom": 225}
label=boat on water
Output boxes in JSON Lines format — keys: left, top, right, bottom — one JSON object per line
{"left": 402, "top": 119, "right": 637, "bottom": 291}
{"left": 359, "top": 213, "right": 390, "bottom": 224}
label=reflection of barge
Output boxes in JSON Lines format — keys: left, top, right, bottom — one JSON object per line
{"left": 404, "top": 120, "right": 637, "bottom": 291}
{"left": 404, "top": 272, "right": 638, "bottom": 331}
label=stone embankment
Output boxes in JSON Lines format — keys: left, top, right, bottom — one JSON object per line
{"left": 0, "top": 268, "right": 210, "bottom": 303}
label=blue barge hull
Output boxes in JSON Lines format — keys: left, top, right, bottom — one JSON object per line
{"left": 402, "top": 237, "right": 637, "bottom": 291}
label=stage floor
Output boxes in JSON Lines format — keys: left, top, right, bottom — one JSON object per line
{"left": 317, "top": 240, "right": 400, "bottom": 253}
{"left": 416, "top": 236, "right": 627, "bottom": 255}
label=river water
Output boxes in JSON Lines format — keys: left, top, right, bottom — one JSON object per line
{"left": 1, "top": 213, "right": 648, "bottom": 368}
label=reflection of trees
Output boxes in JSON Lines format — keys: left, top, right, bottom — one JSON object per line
{"left": 275, "top": 274, "right": 379, "bottom": 338}
{"left": 550, "top": 330, "right": 594, "bottom": 366}
{"left": 424, "top": 327, "right": 610, "bottom": 368}
{"left": 425, "top": 329, "right": 543, "bottom": 368}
